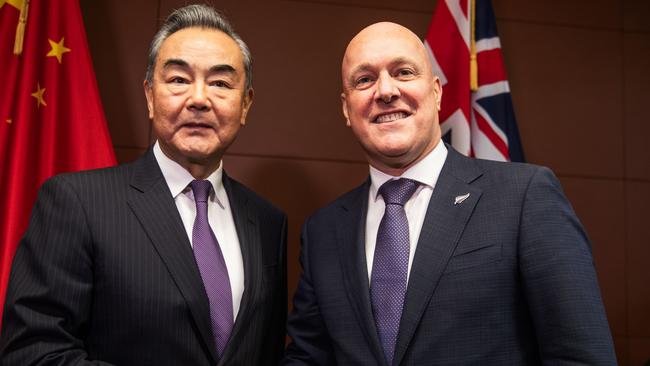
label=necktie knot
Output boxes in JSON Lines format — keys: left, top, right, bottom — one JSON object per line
{"left": 191, "top": 179, "right": 212, "bottom": 203}
{"left": 379, "top": 178, "right": 419, "bottom": 206}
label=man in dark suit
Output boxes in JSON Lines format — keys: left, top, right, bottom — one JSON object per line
{"left": 283, "top": 22, "right": 617, "bottom": 365}
{"left": 0, "top": 5, "right": 286, "bottom": 365}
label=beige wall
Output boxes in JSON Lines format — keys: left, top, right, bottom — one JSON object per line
{"left": 80, "top": 0, "right": 650, "bottom": 364}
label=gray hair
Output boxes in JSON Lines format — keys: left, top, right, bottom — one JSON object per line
{"left": 144, "top": 4, "right": 253, "bottom": 90}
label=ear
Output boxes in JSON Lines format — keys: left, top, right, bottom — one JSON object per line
{"left": 341, "top": 92, "right": 351, "bottom": 127}
{"left": 239, "top": 87, "right": 254, "bottom": 126}
{"left": 144, "top": 80, "right": 154, "bottom": 120}
{"left": 433, "top": 76, "right": 442, "bottom": 111}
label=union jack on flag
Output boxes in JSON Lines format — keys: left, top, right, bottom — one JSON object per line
{"left": 424, "top": 0, "right": 525, "bottom": 162}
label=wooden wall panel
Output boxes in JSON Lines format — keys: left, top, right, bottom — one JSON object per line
{"left": 629, "top": 337, "right": 650, "bottom": 365}
{"left": 624, "top": 33, "right": 650, "bottom": 180}
{"left": 283, "top": 0, "right": 436, "bottom": 14}
{"left": 114, "top": 146, "right": 148, "bottom": 164}
{"left": 500, "top": 22, "right": 624, "bottom": 177}
{"left": 624, "top": 0, "right": 650, "bottom": 32}
{"left": 493, "top": 0, "right": 621, "bottom": 29}
{"left": 626, "top": 181, "right": 650, "bottom": 337}
{"left": 80, "top": 0, "right": 158, "bottom": 149}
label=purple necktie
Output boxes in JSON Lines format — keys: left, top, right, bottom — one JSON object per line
{"left": 371, "top": 178, "right": 419, "bottom": 365}
{"left": 190, "top": 179, "right": 233, "bottom": 356}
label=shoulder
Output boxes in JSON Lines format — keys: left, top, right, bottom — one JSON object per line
{"left": 449, "top": 148, "right": 557, "bottom": 193}
{"left": 36, "top": 152, "right": 158, "bottom": 206}
{"left": 477, "top": 159, "right": 560, "bottom": 191}
{"left": 41, "top": 160, "right": 134, "bottom": 191}
{"left": 461, "top": 156, "right": 572, "bottom": 220}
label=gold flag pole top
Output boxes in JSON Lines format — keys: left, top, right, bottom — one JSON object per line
{"left": 469, "top": 0, "right": 478, "bottom": 91}
{"left": 13, "top": 0, "right": 30, "bottom": 55}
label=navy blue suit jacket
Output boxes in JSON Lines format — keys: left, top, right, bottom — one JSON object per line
{"left": 284, "top": 146, "right": 616, "bottom": 365}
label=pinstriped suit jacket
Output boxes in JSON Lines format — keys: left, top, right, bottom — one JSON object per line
{"left": 1, "top": 149, "right": 287, "bottom": 366}
{"left": 283, "top": 146, "right": 617, "bottom": 366}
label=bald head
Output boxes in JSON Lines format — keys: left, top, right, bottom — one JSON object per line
{"left": 342, "top": 22, "right": 433, "bottom": 89}
{"left": 339, "top": 21, "right": 442, "bottom": 176}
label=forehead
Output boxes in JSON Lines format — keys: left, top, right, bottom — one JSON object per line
{"left": 157, "top": 27, "right": 243, "bottom": 67}
{"left": 343, "top": 27, "right": 428, "bottom": 73}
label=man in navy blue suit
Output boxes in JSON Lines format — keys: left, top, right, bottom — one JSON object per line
{"left": 283, "top": 22, "right": 617, "bottom": 365}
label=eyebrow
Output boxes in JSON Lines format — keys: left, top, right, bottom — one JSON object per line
{"left": 162, "top": 59, "right": 238, "bottom": 76}
{"left": 348, "top": 56, "right": 420, "bottom": 79}
{"left": 162, "top": 58, "right": 190, "bottom": 69}
{"left": 209, "top": 64, "right": 237, "bottom": 75}
{"left": 349, "top": 63, "right": 373, "bottom": 79}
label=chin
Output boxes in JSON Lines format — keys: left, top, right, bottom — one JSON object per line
{"left": 189, "top": 148, "right": 220, "bottom": 159}
{"left": 376, "top": 144, "right": 412, "bottom": 158}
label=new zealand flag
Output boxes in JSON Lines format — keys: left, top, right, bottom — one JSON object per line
{"left": 424, "top": 0, "right": 525, "bottom": 162}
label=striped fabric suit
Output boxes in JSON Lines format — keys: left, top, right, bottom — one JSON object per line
{"left": 1, "top": 149, "right": 287, "bottom": 366}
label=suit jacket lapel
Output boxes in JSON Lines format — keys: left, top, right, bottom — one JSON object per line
{"left": 336, "top": 181, "right": 388, "bottom": 366}
{"left": 218, "top": 173, "right": 260, "bottom": 365}
{"left": 126, "top": 150, "right": 219, "bottom": 364}
{"left": 393, "top": 148, "right": 484, "bottom": 366}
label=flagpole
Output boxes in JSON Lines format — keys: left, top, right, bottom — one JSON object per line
{"left": 13, "top": 0, "right": 30, "bottom": 55}
{"left": 469, "top": 0, "right": 478, "bottom": 91}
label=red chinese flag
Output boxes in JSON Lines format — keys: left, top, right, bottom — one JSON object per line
{"left": 0, "top": 0, "right": 116, "bottom": 324}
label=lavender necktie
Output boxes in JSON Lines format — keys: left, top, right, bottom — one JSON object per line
{"left": 190, "top": 179, "right": 233, "bottom": 356}
{"left": 371, "top": 178, "right": 419, "bottom": 365}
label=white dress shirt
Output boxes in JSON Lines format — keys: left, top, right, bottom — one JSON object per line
{"left": 366, "top": 141, "right": 448, "bottom": 283}
{"left": 153, "top": 142, "right": 244, "bottom": 318}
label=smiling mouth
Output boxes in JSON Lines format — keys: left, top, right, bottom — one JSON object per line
{"left": 374, "top": 112, "right": 410, "bottom": 123}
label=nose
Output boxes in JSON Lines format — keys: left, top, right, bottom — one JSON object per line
{"left": 375, "top": 72, "right": 400, "bottom": 104}
{"left": 188, "top": 81, "right": 210, "bottom": 111}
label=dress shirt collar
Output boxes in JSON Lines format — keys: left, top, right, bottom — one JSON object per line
{"left": 153, "top": 141, "right": 226, "bottom": 208}
{"left": 369, "top": 141, "right": 448, "bottom": 201}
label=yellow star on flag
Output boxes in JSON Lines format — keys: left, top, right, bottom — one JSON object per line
{"left": 0, "top": 0, "right": 24, "bottom": 10}
{"left": 47, "top": 37, "right": 71, "bottom": 64}
{"left": 31, "top": 83, "right": 47, "bottom": 108}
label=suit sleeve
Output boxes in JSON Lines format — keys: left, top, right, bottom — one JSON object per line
{"left": 518, "top": 167, "right": 617, "bottom": 365}
{"left": 282, "top": 218, "right": 336, "bottom": 366}
{"left": 0, "top": 176, "right": 115, "bottom": 366}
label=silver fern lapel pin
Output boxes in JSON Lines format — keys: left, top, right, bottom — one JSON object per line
{"left": 454, "top": 193, "right": 470, "bottom": 205}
